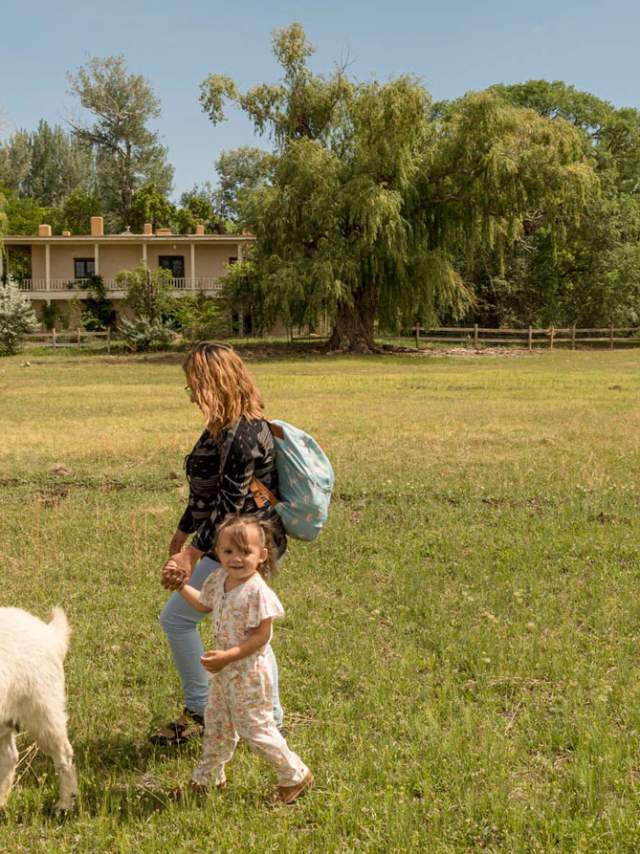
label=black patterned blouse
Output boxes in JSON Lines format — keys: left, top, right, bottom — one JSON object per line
{"left": 178, "top": 416, "right": 286, "bottom": 557}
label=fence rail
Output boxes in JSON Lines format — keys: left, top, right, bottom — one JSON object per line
{"left": 25, "top": 328, "right": 112, "bottom": 352}
{"left": 21, "top": 324, "right": 640, "bottom": 354}
{"left": 413, "top": 324, "right": 640, "bottom": 350}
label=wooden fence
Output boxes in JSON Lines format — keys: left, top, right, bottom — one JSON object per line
{"left": 413, "top": 324, "right": 640, "bottom": 350}
{"left": 25, "top": 328, "right": 112, "bottom": 353}
{"left": 21, "top": 324, "right": 640, "bottom": 353}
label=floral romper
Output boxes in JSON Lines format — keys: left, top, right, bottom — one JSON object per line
{"left": 192, "top": 569, "right": 309, "bottom": 788}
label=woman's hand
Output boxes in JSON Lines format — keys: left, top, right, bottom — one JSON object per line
{"left": 201, "top": 650, "right": 230, "bottom": 674}
{"left": 168, "top": 529, "right": 188, "bottom": 557}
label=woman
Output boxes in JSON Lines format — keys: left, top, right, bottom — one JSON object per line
{"left": 151, "top": 342, "right": 286, "bottom": 745}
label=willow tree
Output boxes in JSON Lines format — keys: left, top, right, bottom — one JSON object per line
{"left": 201, "top": 25, "right": 597, "bottom": 351}
{"left": 479, "top": 81, "right": 640, "bottom": 326}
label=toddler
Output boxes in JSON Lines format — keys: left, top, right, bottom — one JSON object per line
{"left": 178, "top": 514, "right": 313, "bottom": 804}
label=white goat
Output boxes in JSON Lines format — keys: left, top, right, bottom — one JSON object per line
{"left": 0, "top": 607, "right": 77, "bottom": 812}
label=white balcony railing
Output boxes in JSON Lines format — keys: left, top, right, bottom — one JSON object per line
{"left": 17, "top": 277, "right": 224, "bottom": 296}
{"left": 18, "top": 278, "right": 75, "bottom": 291}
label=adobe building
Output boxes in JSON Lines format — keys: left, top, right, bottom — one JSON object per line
{"left": 0, "top": 217, "right": 254, "bottom": 324}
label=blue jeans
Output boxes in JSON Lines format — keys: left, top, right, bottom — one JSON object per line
{"left": 159, "top": 555, "right": 283, "bottom": 727}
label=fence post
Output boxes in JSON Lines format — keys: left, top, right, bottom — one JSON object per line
{"left": 473, "top": 323, "right": 479, "bottom": 349}
{"left": 549, "top": 327, "right": 555, "bottom": 350}
{"left": 415, "top": 322, "right": 420, "bottom": 349}
{"left": 528, "top": 326, "right": 532, "bottom": 352}
{"left": 106, "top": 326, "right": 111, "bottom": 355}
{"left": 610, "top": 324, "right": 614, "bottom": 350}
{"left": 52, "top": 327, "right": 57, "bottom": 348}
{"left": 76, "top": 327, "right": 81, "bottom": 344}
{"left": 571, "top": 325, "right": 576, "bottom": 350}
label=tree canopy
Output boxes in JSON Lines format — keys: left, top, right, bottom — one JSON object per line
{"left": 68, "top": 56, "right": 174, "bottom": 229}
{"left": 202, "top": 25, "right": 598, "bottom": 350}
{"left": 467, "top": 81, "right": 640, "bottom": 327}
{"left": 0, "top": 121, "right": 93, "bottom": 207}
{"left": 213, "top": 147, "right": 272, "bottom": 222}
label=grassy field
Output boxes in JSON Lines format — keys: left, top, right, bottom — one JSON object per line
{"left": 2, "top": 348, "right": 640, "bottom": 852}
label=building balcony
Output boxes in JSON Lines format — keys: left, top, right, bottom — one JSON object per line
{"left": 16, "top": 277, "right": 225, "bottom": 298}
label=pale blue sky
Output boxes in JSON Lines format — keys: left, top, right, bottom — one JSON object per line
{"left": 1, "top": 0, "right": 639, "bottom": 199}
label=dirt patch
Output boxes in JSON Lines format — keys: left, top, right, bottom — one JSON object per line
{"left": 20, "top": 342, "right": 545, "bottom": 364}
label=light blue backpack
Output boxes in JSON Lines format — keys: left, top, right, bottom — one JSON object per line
{"left": 250, "top": 420, "right": 335, "bottom": 541}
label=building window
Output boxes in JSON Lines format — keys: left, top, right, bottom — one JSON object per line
{"left": 74, "top": 258, "right": 95, "bottom": 279}
{"left": 159, "top": 255, "right": 185, "bottom": 278}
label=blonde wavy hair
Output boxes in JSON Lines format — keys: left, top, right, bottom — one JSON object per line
{"left": 214, "top": 514, "right": 278, "bottom": 580}
{"left": 183, "top": 342, "right": 264, "bottom": 436}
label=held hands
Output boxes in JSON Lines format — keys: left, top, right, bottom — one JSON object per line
{"left": 161, "top": 530, "right": 190, "bottom": 590}
{"left": 161, "top": 558, "right": 188, "bottom": 591}
{"left": 201, "top": 649, "right": 230, "bottom": 674}
{"left": 161, "top": 541, "right": 204, "bottom": 590}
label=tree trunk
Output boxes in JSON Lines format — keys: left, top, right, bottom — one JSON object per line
{"left": 327, "top": 281, "right": 379, "bottom": 353}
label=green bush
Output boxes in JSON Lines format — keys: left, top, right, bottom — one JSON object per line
{"left": 0, "top": 282, "right": 39, "bottom": 355}
{"left": 169, "top": 294, "right": 230, "bottom": 344}
{"left": 118, "top": 316, "right": 176, "bottom": 352}
{"left": 41, "top": 301, "right": 59, "bottom": 331}
{"left": 83, "top": 275, "right": 116, "bottom": 330}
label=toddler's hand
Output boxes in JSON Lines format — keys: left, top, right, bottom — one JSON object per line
{"left": 201, "top": 650, "right": 229, "bottom": 673}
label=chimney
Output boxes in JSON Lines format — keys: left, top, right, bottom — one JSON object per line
{"left": 90, "top": 216, "right": 104, "bottom": 237}
{"left": 143, "top": 222, "right": 153, "bottom": 236}
{"left": 38, "top": 224, "right": 52, "bottom": 237}
{"left": 155, "top": 227, "right": 172, "bottom": 236}
{"left": 62, "top": 230, "right": 71, "bottom": 237}
{"left": 195, "top": 224, "right": 205, "bottom": 236}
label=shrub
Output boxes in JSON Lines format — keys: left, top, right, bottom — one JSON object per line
{"left": 0, "top": 283, "right": 39, "bottom": 355}
{"left": 118, "top": 265, "right": 176, "bottom": 323}
{"left": 83, "top": 276, "right": 116, "bottom": 330}
{"left": 41, "top": 301, "right": 59, "bottom": 331}
{"left": 117, "top": 266, "right": 179, "bottom": 351}
{"left": 118, "top": 316, "right": 176, "bottom": 352}
{"left": 169, "top": 294, "right": 230, "bottom": 344}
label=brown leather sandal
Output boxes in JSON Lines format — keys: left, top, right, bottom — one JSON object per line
{"left": 273, "top": 770, "right": 314, "bottom": 805}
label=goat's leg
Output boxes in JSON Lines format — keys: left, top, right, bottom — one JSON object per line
{"left": 34, "top": 719, "right": 77, "bottom": 812}
{"left": 0, "top": 730, "right": 18, "bottom": 808}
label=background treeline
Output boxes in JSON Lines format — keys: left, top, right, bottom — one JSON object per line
{"left": 1, "top": 26, "right": 639, "bottom": 349}
{"left": 0, "top": 56, "right": 258, "bottom": 239}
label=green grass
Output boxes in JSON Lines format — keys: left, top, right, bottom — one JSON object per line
{"left": 2, "top": 348, "right": 640, "bottom": 852}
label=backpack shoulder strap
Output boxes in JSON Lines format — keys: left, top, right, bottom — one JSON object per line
{"left": 249, "top": 419, "right": 282, "bottom": 508}
{"left": 267, "top": 420, "right": 285, "bottom": 441}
